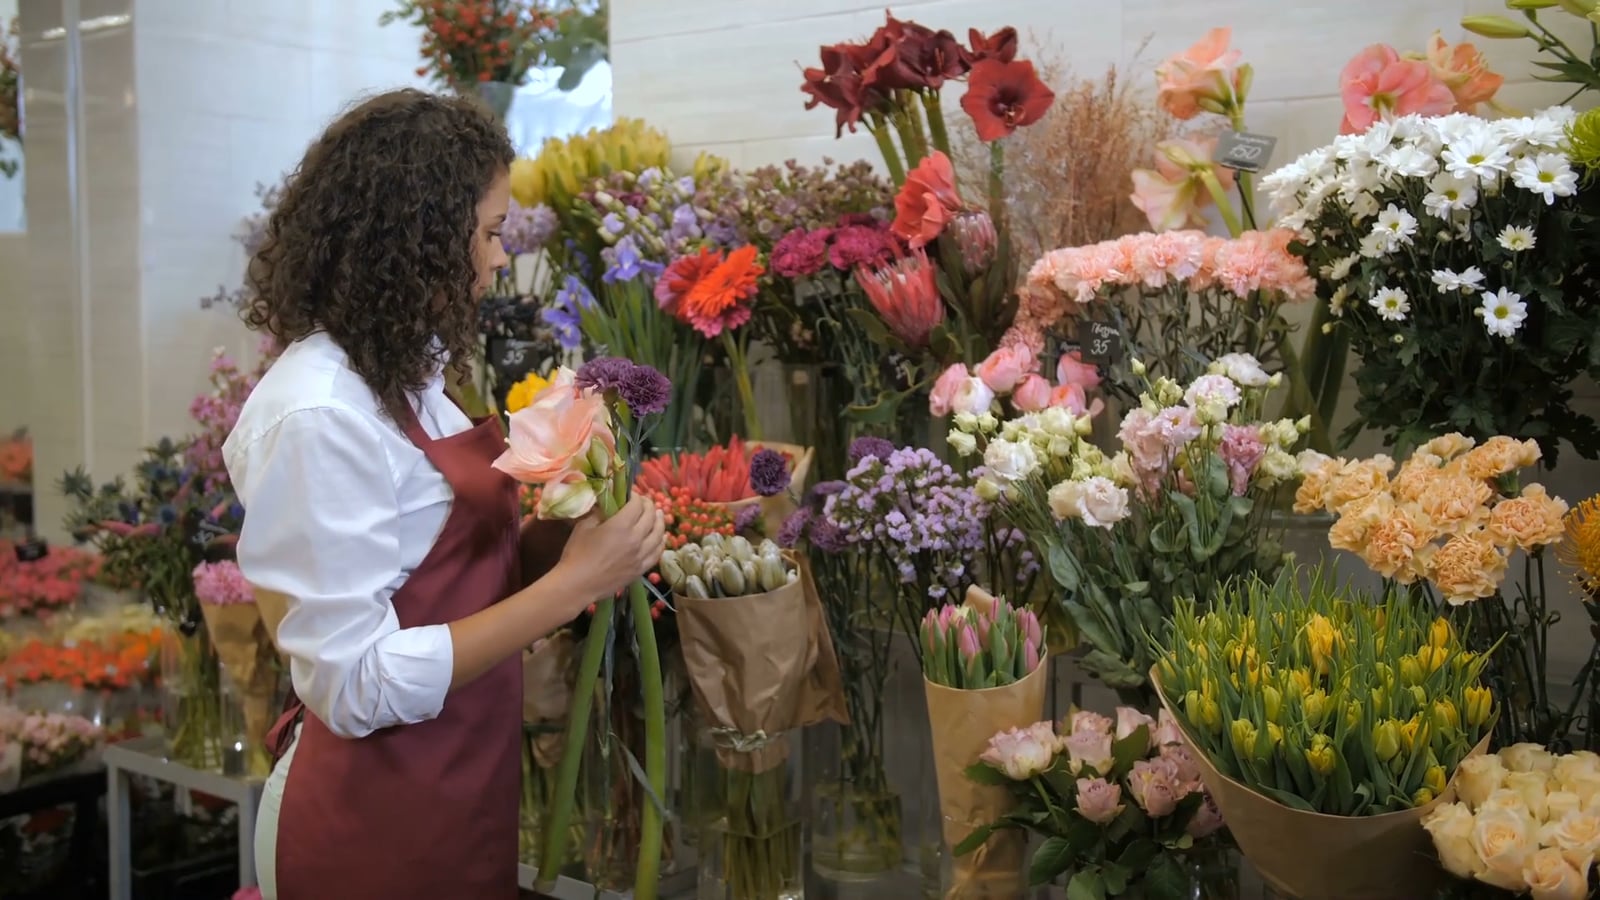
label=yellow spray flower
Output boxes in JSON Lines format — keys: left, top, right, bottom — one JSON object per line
{"left": 504, "top": 371, "right": 553, "bottom": 414}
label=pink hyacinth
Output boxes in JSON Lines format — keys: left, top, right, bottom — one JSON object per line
{"left": 192, "top": 560, "right": 255, "bottom": 606}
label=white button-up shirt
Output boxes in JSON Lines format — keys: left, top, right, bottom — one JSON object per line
{"left": 224, "top": 332, "right": 472, "bottom": 739}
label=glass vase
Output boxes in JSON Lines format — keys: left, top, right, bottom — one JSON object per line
{"left": 579, "top": 665, "right": 678, "bottom": 890}
{"left": 694, "top": 728, "right": 803, "bottom": 900}
{"left": 159, "top": 628, "right": 228, "bottom": 771}
{"left": 807, "top": 720, "right": 903, "bottom": 883}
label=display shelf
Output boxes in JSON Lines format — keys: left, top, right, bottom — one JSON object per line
{"left": 103, "top": 737, "right": 264, "bottom": 900}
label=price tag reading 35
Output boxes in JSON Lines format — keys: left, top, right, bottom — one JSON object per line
{"left": 1080, "top": 320, "right": 1122, "bottom": 366}
{"left": 1213, "top": 130, "right": 1279, "bottom": 174}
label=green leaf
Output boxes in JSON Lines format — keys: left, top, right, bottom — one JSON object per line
{"left": 845, "top": 306, "right": 895, "bottom": 347}
{"left": 1111, "top": 725, "right": 1150, "bottom": 775}
{"left": 1254, "top": 783, "right": 1319, "bottom": 811}
{"left": 951, "top": 822, "right": 997, "bottom": 856}
{"left": 1030, "top": 836, "right": 1078, "bottom": 886}
{"left": 1065, "top": 869, "right": 1107, "bottom": 900}
{"left": 1142, "top": 855, "right": 1195, "bottom": 900}
{"left": 1101, "top": 862, "right": 1130, "bottom": 895}
{"left": 963, "top": 762, "right": 1010, "bottom": 786}
{"left": 1047, "top": 544, "right": 1080, "bottom": 592}
{"left": 555, "top": 41, "right": 607, "bottom": 91}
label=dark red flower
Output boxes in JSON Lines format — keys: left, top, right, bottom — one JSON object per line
{"left": 960, "top": 58, "right": 1056, "bottom": 142}
{"left": 966, "top": 27, "right": 1018, "bottom": 65}
{"left": 801, "top": 41, "right": 891, "bottom": 136}
{"left": 874, "top": 16, "right": 968, "bottom": 90}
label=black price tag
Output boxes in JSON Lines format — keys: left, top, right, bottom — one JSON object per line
{"left": 14, "top": 538, "right": 46, "bottom": 562}
{"left": 487, "top": 337, "right": 539, "bottom": 386}
{"left": 1213, "top": 130, "right": 1279, "bottom": 174}
{"left": 1079, "top": 320, "right": 1122, "bottom": 366}
{"left": 190, "top": 519, "right": 230, "bottom": 549}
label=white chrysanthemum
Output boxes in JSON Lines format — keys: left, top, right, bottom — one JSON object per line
{"left": 1358, "top": 230, "right": 1394, "bottom": 259}
{"left": 1369, "top": 286, "right": 1410, "bottom": 322}
{"left": 1321, "top": 254, "right": 1358, "bottom": 281}
{"left": 1421, "top": 172, "right": 1478, "bottom": 219}
{"left": 1371, "top": 204, "right": 1418, "bottom": 248}
{"left": 1478, "top": 287, "right": 1528, "bottom": 339}
{"left": 1442, "top": 130, "right": 1513, "bottom": 181}
{"left": 1431, "top": 266, "right": 1485, "bottom": 294}
{"left": 1510, "top": 153, "right": 1578, "bottom": 205}
{"left": 1379, "top": 143, "right": 1439, "bottom": 180}
{"left": 1430, "top": 113, "right": 1483, "bottom": 146}
{"left": 1496, "top": 114, "right": 1568, "bottom": 150}
{"left": 1497, "top": 225, "right": 1536, "bottom": 252}
{"left": 1329, "top": 284, "right": 1350, "bottom": 317}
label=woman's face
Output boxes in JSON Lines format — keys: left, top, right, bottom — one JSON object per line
{"left": 473, "top": 169, "right": 512, "bottom": 296}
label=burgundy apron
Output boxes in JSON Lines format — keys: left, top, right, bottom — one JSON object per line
{"left": 265, "top": 398, "right": 523, "bottom": 899}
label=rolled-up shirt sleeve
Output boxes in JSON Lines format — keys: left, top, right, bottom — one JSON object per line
{"left": 231, "top": 405, "right": 455, "bottom": 739}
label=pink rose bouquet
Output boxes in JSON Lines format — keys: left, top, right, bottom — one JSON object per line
{"left": 960, "top": 706, "right": 1231, "bottom": 896}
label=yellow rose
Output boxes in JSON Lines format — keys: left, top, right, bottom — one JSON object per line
{"left": 1504, "top": 743, "right": 1558, "bottom": 775}
{"left": 1471, "top": 805, "right": 1537, "bottom": 891}
{"left": 1522, "top": 845, "right": 1590, "bottom": 900}
{"left": 1506, "top": 770, "right": 1553, "bottom": 821}
{"left": 1543, "top": 811, "right": 1600, "bottom": 870}
{"left": 1419, "top": 432, "right": 1476, "bottom": 461}
{"left": 1489, "top": 484, "right": 1570, "bottom": 552}
{"left": 1457, "top": 754, "right": 1509, "bottom": 809}
{"left": 1425, "top": 802, "right": 1485, "bottom": 879}
{"left": 1429, "top": 531, "right": 1510, "bottom": 605}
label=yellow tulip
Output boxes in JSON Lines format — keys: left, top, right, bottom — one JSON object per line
{"left": 1344, "top": 700, "right": 1364, "bottom": 732}
{"left": 1305, "top": 614, "right": 1339, "bottom": 675}
{"left": 1409, "top": 685, "right": 1428, "bottom": 708}
{"left": 1266, "top": 722, "right": 1284, "bottom": 751}
{"left": 1399, "top": 655, "right": 1424, "bottom": 687}
{"left": 1230, "top": 719, "right": 1259, "bottom": 757}
{"left": 1306, "top": 734, "right": 1337, "bottom": 776}
{"left": 1287, "top": 668, "right": 1313, "bottom": 696}
{"left": 1373, "top": 719, "right": 1402, "bottom": 762}
{"left": 1187, "top": 690, "right": 1221, "bottom": 734}
{"left": 1424, "top": 764, "right": 1447, "bottom": 797}
{"left": 1400, "top": 715, "right": 1427, "bottom": 753}
{"left": 1412, "top": 787, "right": 1435, "bottom": 806}
{"left": 1263, "top": 685, "right": 1283, "bottom": 724}
{"left": 1433, "top": 698, "right": 1460, "bottom": 733}
{"left": 1428, "top": 618, "right": 1454, "bottom": 649}
{"left": 1303, "top": 690, "right": 1330, "bottom": 729}
{"left": 1417, "top": 644, "right": 1449, "bottom": 673}
{"left": 1465, "top": 686, "right": 1494, "bottom": 728}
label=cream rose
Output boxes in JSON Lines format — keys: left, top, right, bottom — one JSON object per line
{"left": 1522, "top": 846, "right": 1590, "bottom": 900}
{"left": 1456, "top": 754, "right": 1509, "bottom": 809}
{"left": 1503, "top": 743, "right": 1557, "bottom": 774}
{"left": 1506, "top": 770, "right": 1553, "bottom": 821}
{"left": 1542, "top": 811, "right": 1600, "bottom": 870}
{"left": 1423, "top": 802, "right": 1485, "bottom": 880}
{"left": 1075, "top": 476, "right": 1132, "bottom": 528}
{"left": 1555, "top": 753, "right": 1600, "bottom": 807}
{"left": 1546, "top": 791, "right": 1582, "bottom": 824}
{"left": 1472, "top": 806, "right": 1537, "bottom": 892}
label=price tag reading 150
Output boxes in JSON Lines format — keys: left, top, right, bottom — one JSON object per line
{"left": 1213, "top": 130, "right": 1279, "bottom": 174}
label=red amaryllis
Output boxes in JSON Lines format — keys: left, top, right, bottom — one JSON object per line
{"left": 961, "top": 58, "right": 1055, "bottom": 142}
{"left": 875, "top": 16, "right": 969, "bottom": 91}
{"left": 855, "top": 251, "right": 945, "bottom": 348}
{"left": 801, "top": 41, "right": 891, "bottom": 136}
{"left": 966, "top": 26, "right": 1018, "bottom": 65}
{"left": 891, "top": 151, "right": 964, "bottom": 249}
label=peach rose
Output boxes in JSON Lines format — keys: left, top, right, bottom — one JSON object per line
{"left": 1424, "top": 802, "right": 1483, "bottom": 880}
{"left": 1471, "top": 805, "right": 1537, "bottom": 891}
{"left": 929, "top": 364, "right": 972, "bottom": 418}
{"left": 1419, "top": 473, "right": 1494, "bottom": 530}
{"left": 1543, "top": 812, "right": 1600, "bottom": 871}
{"left": 1359, "top": 502, "right": 1438, "bottom": 582}
{"left": 1523, "top": 846, "right": 1589, "bottom": 900}
{"left": 493, "top": 368, "right": 616, "bottom": 487}
{"left": 1461, "top": 435, "right": 1542, "bottom": 480}
{"left": 1012, "top": 374, "right": 1053, "bottom": 412}
{"left": 1457, "top": 754, "right": 1509, "bottom": 809}
{"left": 976, "top": 343, "right": 1037, "bottom": 394}
{"left": 1555, "top": 753, "right": 1600, "bottom": 808}
{"left": 1506, "top": 770, "right": 1554, "bottom": 821}
{"left": 1429, "top": 530, "right": 1509, "bottom": 605}
{"left": 1488, "top": 484, "right": 1568, "bottom": 552}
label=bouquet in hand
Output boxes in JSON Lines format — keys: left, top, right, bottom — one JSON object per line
{"left": 959, "top": 708, "right": 1230, "bottom": 898}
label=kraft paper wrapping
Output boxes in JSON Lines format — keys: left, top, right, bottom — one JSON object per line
{"left": 200, "top": 601, "right": 281, "bottom": 776}
{"left": 677, "top": 552, "right": 847, "bottom": 773}
{"left": 254, "top": 588, "right": 290, "bottom": 663}
{"left": 715, "top": 442, "right": 814, "bottom": 538}
{"left": 522, "top": 630, "right": 576, "bottom": 768}
{"left": 1152, "top": 674, "right": 1492, "bottom": 900}
{"left": 924, "top": 659, "right": 1048, "bottom": 900}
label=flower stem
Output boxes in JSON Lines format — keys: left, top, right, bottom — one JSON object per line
{"left": 921, "top": 91, "right": 953, "bottom": 159}
{"left": 868, "top": 120, "right": 907, "bottom": 186}
{"left": 535, "top": 597, "right": 610, "bottom": 888}
{"left": 1198, "top": 169, "right": 1243, "bottom": 238}
{"left": 722, "top": 330, "right": 763, "bottom": 440}
{"left": 987, "top": 142, "right": 1005, "bottom": 230}
{"left": 628, "top": 579, "right": 667, "bottom": 899}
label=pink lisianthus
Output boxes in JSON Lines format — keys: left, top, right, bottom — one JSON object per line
{"left": 1154, "top": 27, "right": 1247, "bottom": 121}
{"left": 1218, "top": 423, "right": 1268, "bottom": 496}
{"left": 980, "top": 721, "right": 1059, "bottom": 780}
{"left": 976, "top": 343, "right": 1038, "bottom": 394}
{"left": 192, "top": 560, "right": 254, "bottom": 606}
{"left": 492, "top": 368, "right": 617, "bottom": 496}
{"left": 1338, "top": 44, "right": 1454, "bottom": 135}
{"left": 1075, "top": 776, "right": 1126, "bottom": 824}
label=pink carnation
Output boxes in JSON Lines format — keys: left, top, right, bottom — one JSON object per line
{"left": 770, "top": 227, "right": 832, "bottom": 278}
{"left": 828, "top": 224, "right": 896, "bottom": 271}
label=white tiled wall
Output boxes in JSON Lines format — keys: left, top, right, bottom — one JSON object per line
{"left": 0, "top": 0, "right": 426, "bottom": 538}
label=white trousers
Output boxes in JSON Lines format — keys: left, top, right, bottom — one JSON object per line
{"left": 254, "top": 724, "right": 300, "bottom": 900}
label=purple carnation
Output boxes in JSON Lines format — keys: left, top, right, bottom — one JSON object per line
{"left": 847, "top": 436, "right": 895, "bottom": 468}
{"left": 776, "top": 508, "right": 812, "bottom": 548}
{"left": 575, "top": 356, "right": 633, "bottom": 393}
{"left": 806, "top": 516, "right": 850, "bottom": 554}
{"left": 749, "top": 448, "right": 791, "bottom": 497}
{"left": 620, "top": 365, "right": 671, "bottom": 417}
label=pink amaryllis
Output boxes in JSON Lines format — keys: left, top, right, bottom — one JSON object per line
{"left": 492, "top": 367, "right": 617, "bottom": 518}
{"left": 855, "top": 250, "right": 945, "bottom": 348}
{"left": 1154, "top": 27, "right": 1248, "bottom": 120}
{"left": 1338, "top": 44, "right": 1454, "bottom": 135}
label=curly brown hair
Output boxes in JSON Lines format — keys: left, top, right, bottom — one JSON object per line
{"left": 244, "top": 89, "right": 513, "bottom": 419}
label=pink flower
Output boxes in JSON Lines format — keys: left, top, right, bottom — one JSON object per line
{"left": 1130, "top": 230, "right": 1207, "bottom": 288}
{"left": 980, "top": 721, "right": 1058, "bottom": 780}
{"left": 1056, "top": 351, "right": 1101, "bottom": 391}
{"left": 1128, "top": 757, "right": 1184, "bottom": 817}
{"left": 1063, "top": 729, "right": 1114, "bottom": 775}
{"left": 1159, "top": 742, "right": 1204, "bottom": 790}
{"left": 957, "top": 621, "right": 981, "bottom": 660}
{"left": 1075, "top": 777, "right": 1126, "bottom": 824}
{"left": 1218, "top": 424, "right": 1267, "bottom": 495}
{"left": 493, "top": 368, "right": 617, "bottom": 487}
{"left": 192, "top": 560, "right": 254, "bottom": 606}
{"left": 891, "top": 151, "right": 964, "bottom": 249}
{"left": 1130, "top": 135, "right": 1237, "bottom": 232}
{"left": 770, "top": 227, "right": 832, "bottom": 278}
{"left": 1187, "top": 794, "right": 1225, "bottom": 838}
{"left": 828, "top": 224, "right": 896, "bottom": 270}
{"left": 950, "top": 376, "right": 997, "bottom": 417}
{"left": 1422, "top": 32, "right": 1503, "bottom": 113}
{"left": 976, "top": 344, "right": 1037, "bottom": 394}
{"left": 1153, "top": 709, "right": 1185, "bottom": 748}
{"left": 856, "top": 251, "right": 945, "bottom": 348}
{"left": 1070, "top": 710, "right": 1114, "bottom": 737}
{"left": 1115, "top": 707, "right": 1157, "bottom": 746}
{"left": 1338, "top": 44, "right": 1454, "bottom": 135}
{"left": 1049, "top": 384, "right": 1104, "bottom": 418}
{"left": 929, "top": 364, "right": 972, "bottom": 417}
{"left": 1012, "top": 374, "right": 1053, "bottom": 412}
{"left": 233, "top": 889, "right": 264, "bottom": 900}
{"left": 1155, "top": 27, "right": 1246, "bottom": 121}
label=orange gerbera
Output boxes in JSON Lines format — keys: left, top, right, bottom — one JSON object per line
{"left": 668, "top": 245, "right": 764, "bottom": 338}
{"left": 654, "top": 246, "right": 721, "bottom": 318}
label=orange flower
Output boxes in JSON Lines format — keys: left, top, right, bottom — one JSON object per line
{"left": 1359, "top": 502, "right": 1438, "bottom": 583}
{"left": 1338, "top": 44, "right": 1454, "bottom": 135}
{"left": 1428, "top": 530, "right": 1509, "bottom": 605}
{"left": 1155, "top": 27, "right": 1248, "bottom": 121}
{"left": 891, "top": 151, "right": 964, "bottom": 249}
{"left": 654, "top": 246, "right": 721, "bottom": 319}
{"left": 1560, "top": 493, "right": 1600, "bottom": 598}
{"left": 670, "top": 245, "right": 763, "bottom": 338}
{"left": 1488, "top": 484, "right": 1568, "bottom": 552}
{"left": 1418, "top": 473, "right": 1494, "bottom": 531}
{"left": 1419, "top": 32, "right": 1503, "bottom": 113}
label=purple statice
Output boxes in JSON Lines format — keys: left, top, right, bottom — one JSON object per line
{"left": 822, "top": 446, "right": 986, "bottom": 601}
{"left": 846, "top": 436, "right": 895, "bottom": 468}
{"left": 748, "top": 449, "right": 791, "bottom": 497}
{"left": 619, "top": 365, "right": 671, "bottom": 417}
{"left": 502, "top": 200, "right": 559, "bottom": 257}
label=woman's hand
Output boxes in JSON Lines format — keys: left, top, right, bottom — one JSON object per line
{"left": 555, "top": 495, "right": 666, "bottom": 606}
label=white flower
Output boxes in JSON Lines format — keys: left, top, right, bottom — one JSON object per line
{"left": 1329, "top": 283, "right": 1350, "bottom": 316}
{"left": 946, "top": 429, "right": 977, "bottom": 457}
{"left": 1498, "top": 225, "right": 1537, "bottom": 252}
{"left": 950, "top": 376, "right": 996, "bottom": 416}
{"left": 1048, "top": 476, "right": 1130, "bottom": 528}
{"left": 1368, "top": 204, "right": 1417, "bottom": 253}
{"left": 1347, "top": 191, "right": 1381, "bottom": 221}
{"left": 1378, "top": 143, "right": 1439, "bottom": 180}
{"left": 1358, "top": 230, "right": 1394, "bottom": 259}
{"left": 1432, "top": 266, "right": 1486, "bottom": 293}
{"left": 1497, "top": 114, "right": 1568, "bottom": 150}
{"left": 1422, "top": 172, "right": 1479, "bottom": 219}
{"left": 1369, "top": 286, "right": 1411, "bottom": 322}
{"left": 1209, "top": 352, "right": 1271, "bottom": 387}
{"left": 1322, "top": 254, "right": 1358, "bottom": 281}
{"left": 1183, "top": 373, "right": 1243, "bottom": 411}
{"left": 983, "top": 438, "right": 1040, "bottom": 481}
{"left": 1443, "top": 131, "right": 1514, "bottom": 181}
{"left": 1479, "top": 287, "right": 1529, "bottom": 339}
{"left": 1511, "top": 153, "right": 1579, "bottom": 205}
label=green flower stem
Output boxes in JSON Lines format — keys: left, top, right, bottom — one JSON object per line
{"left": 1198, "top": 169, "right": 1243, "bottom": 239}
{"left": 722, "top": 330, "right": 763, "bottom": 440}
{"left": 921, "top": 91, "right": 953, "bottom": 159}
{"left": 987, "top": 142, "right": 1005, "bottom": 228}
{"left": 627, "top": 571, "right": 668, "bottom": 899}
{"left": 891, "top": 106, "right": 926, "bottom": 169}
{"left": 535, "top": 595, "right": 612, "bottom": 888}
{"left": 1275, "top": 328, "right": 1333, "bottom": 454}
{"left": 868, "top": 120, "right": 907, "bottom": 186}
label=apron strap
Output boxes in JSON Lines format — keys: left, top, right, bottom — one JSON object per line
{"left": 266, "top": 689, "right": 305, "bottom": 761}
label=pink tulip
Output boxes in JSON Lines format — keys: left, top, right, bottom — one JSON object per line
{"left": 493, "top": 368, "right": 616, "bottom": 487}
{"left": 976, "top": 344, "right": 1036, "bottom": 394}
{"left": 957, "top": 622, "right": 981, "bottom": 660}
{"left": 929, "top": 364, "right": 971, "bottom": 417}
{"left": 1019, "top": 609, "right": 1042, "bottom": 651}
{"left": 1022, "top": 634, "right": 1041, "bottom": 673}
{"left": 1075, "top": 777, "right": 1126, "bottom": 824}
{"left": 1012, "top": 375, "right": 1052, "bottom": 412}
{"left": 1338, "top": 44, "right": 1454, "bottom": 135}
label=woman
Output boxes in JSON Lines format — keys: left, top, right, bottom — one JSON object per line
{"left": 224, "top": 89, "right": 665, "bottom": 899}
